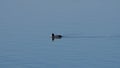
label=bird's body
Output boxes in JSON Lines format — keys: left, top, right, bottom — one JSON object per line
{"left": 51, "top": 33, "right": 62, "bottom": 41}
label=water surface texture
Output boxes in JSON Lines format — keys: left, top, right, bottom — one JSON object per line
{"left": 0, "top": 0, "right": 120, "bottom": 68}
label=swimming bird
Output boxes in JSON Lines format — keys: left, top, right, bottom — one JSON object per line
{"left": 51, "top": 33, "right": 62, "bottom": 41}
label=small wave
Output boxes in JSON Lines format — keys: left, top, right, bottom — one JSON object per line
{"left": 62, "top": 35, "right": 120, "bottom": 39}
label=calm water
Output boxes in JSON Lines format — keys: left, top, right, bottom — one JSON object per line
{"left": 0, "top": 22, "right": 120, "bottom": 68}
{"left": 0, "top": 0, "right": 120, "bottom": 68}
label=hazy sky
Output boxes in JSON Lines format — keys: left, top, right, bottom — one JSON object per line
{"left": 1, "top": 0, "right": 120, "bottom": 23}
{"left": 0, "top": 0, "right": 120, "bottom": 35}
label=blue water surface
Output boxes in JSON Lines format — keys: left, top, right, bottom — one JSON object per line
{"left": 0, "top": 0, "right": 120, "bottom": 68}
